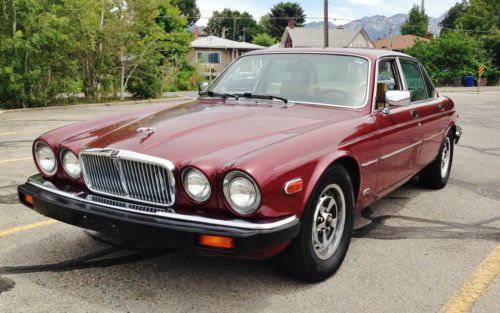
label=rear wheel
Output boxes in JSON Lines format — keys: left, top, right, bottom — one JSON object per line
{"left": 419, "top": 130, "right": 454, "bottom": 189}
{"left": 277, "top": 164, "right": 354, "bottom": 282}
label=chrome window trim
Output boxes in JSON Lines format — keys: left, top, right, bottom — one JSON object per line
{"left": 80, "top": 148, "right": 176, "bottom": 207}
{"left": 27, "top": 174, "right": 297, "bottom": 231}
{"left": 203, "top": 52, "right": 373, "bottom": 110}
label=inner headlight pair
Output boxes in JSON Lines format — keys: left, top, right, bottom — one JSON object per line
{"left": 34, "top": 141, "right": 81, "bottom": 178}
{"left": 182, "top": 168, "right": 261, "bottom": 215}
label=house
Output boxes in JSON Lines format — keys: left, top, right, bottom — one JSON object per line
{"left": 188, "top": 27, "right": 265, "bottom": 79}
{"left": 375, "top": 34, "right": 430, "bottom": 52}
{"left": 277, "top": 21, "right": 375, "bottom": 49}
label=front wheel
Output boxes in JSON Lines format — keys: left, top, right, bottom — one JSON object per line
{"left": 419, "top": 130, "right": 454, "bottom": 189}
{"left": 277, "top": 165, "right": 354, "bottom": 282}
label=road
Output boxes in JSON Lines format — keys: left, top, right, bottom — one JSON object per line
{"left": 0, "top": 91, "right": 499, "bottom": 313}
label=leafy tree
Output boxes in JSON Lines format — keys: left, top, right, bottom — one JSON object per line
{"left": 440, "top": 0, "right": 469, "bottom": 34}
{"left": 456, "top": 0, "right": 500, "bottom": 67}
{"left": 171, "top": 0, "right": 200, "bottom": 27}
{"left": 252, "top": 33, "right": 276, "bottom": 47}
{"left": 206, "top": 9, "right": 260, "bottom": 42}
{"left": 267, "top": 2, "right": 305, "bottom": 39}
{"left": 400, "top": 5, "right": 429, "bottom": 37}
{"left": 404, "top": 31, "right": 493, "bottom": 83}
{"left": 259, "top": 14, "right": 273, "bottom": 35}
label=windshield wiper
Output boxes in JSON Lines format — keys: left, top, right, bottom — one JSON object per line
{"left": 199, "top": 91, "right": 239, "bottom": 100}
{"left": 238, "top": 93, "right": 288, "bottom": 104}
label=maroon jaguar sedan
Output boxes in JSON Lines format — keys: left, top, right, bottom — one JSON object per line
{"left": 18, "top": 48, "right": 461, "bottom": 281}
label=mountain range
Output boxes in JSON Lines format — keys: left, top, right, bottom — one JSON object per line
{"left": 305, "top": 12, "right": 447, "bottom": 41}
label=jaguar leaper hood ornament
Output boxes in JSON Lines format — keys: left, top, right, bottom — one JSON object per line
{"left": 136, "top": 127, "right": 156, "bottom": 137}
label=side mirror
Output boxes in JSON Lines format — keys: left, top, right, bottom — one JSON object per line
{"left": 198, "top": 82, "right": 209, "bottom": 95}
{"left": 383, "top": 90, "right": 411, "bottom": 114}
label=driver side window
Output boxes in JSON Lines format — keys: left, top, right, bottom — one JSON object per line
{"left": 376, "top": 59, "right": 401, "bottom": 109}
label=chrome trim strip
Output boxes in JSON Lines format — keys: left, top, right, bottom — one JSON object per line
{"left": 423, "top": 131, "right": 443, "bottom": 142}
{"left": 79, "top": 149, "right": 176, "bottom": 207}
{"left": 27, "top": 175, "right": 297, "bottom": 231}
{"left": 379, "top": 141, "right": 423, "bottom": 160}
{"left": 360, "top": 159, "right": 379, "bottom": 168}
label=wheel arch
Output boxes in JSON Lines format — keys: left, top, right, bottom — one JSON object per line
{"left": 303, "top": 152, "right": 361, "bottom": 211}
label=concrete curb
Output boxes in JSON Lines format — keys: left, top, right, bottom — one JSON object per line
{"left": 1, "top": 96, "right": 197, "bottom": 113}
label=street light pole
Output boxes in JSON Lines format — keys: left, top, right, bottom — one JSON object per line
{"left": 324, "top": 0, "right": 329, "bottom": 48}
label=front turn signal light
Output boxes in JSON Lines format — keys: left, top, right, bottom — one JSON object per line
{"left": 199, "top": 235, "right": 234, "bottom": 249}
{"left": 24, "top": 194, "right": 34, "bottom": 206}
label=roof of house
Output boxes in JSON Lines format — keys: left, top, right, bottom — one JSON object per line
{"left": 280, "top": 27, "right": 374, "bottom": 48}
{"left": 191, "top": 35, "right": 265, "bottom": 50}
{"left": 375, "top": 34, "right": 430, "bottom": 51}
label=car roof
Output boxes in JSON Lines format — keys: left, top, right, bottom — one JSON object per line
{"left": 245, "top": 48, "right": 412, "bottom": 61}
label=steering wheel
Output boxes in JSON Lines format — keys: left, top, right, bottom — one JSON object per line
{"left": 317, "top": 89, "right": 350, "bottom": 101}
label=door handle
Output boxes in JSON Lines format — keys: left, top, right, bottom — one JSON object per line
{"left": 410, "top": 109, "right": 419, "bottom": 119}
{"left": 439, "top": 104, "right": 445, "bottom": 112}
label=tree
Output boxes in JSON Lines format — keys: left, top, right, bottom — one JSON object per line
{"left": 439, "top": 0, "right": 469, "bottom": 34}
{"left": 400, "top": 4, "right": 429, "bottom": 37}
{"left": 404, "top": 31, "right": 493, "bottom": 83}
{"left": 456, "top": 0, "right": 500, "bottom": 67}
{"left": 206, "top": 9, "right": 260, "bottom": 42}
{"left": 252, "top": 33, "right": 276, "bottom": 47}
{"left": 267, "top": 2, "right": 305, "bottom": 39}
{"left": 171, "top": 0, "right": 200, "bottom": 27}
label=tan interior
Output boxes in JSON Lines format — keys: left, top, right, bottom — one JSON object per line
{"left": 376, "top": 83, "right": 388, "bottom": 109}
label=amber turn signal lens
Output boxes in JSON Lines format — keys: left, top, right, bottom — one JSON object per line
{"left": 284, "top": 178, "right": 304, "bottom": 194}
{"left": 199, "top": 235, "right": 234, "bottom": 249}
{"left": 24, "top": 194, "right": 34, "bottom": 206}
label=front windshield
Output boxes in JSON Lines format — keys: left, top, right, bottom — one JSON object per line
{"left": 207, "top": 53, "right": 369, "bottom": 107}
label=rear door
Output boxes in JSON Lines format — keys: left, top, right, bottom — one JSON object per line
{"left": 372, "top": 58, "right": 423, "bottom": 193}
{"left": 399, "top": 58, "right": 446, "bottom": 168}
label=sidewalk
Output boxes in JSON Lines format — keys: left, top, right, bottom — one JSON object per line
{"left": 437, "top": 86, "right": 500, "bottom": 93}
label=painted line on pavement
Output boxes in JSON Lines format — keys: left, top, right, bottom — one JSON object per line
{"left": 0, "top": 130, "right": 39, "bottom": 136}
{"left": 0, "top": 157, "right": 32, "bottom": 164}
{"left": 0, "top": 220, "right": 57, "bottom": 238}
{"left": 439, "top": 244, "right": 500, "bottom": 313}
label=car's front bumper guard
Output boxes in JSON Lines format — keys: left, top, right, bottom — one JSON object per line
{"left": 18, "top": 175, "right": 300, "bottom": 256}
{"left": 455, "top": 125, "right": 462, "bottom": 143}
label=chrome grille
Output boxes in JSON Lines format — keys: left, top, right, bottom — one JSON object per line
{"left": 80, "top": 149, "right": 175, "bottom": 207}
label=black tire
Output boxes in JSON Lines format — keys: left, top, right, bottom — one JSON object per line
{"left": 419, "top": 130, "right": 454, "bottom": 189}
{"left": 277, "top": 164, "right": 354, "bottom": 282}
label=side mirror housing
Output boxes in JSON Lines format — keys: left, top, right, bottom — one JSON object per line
{"left": 198, "top": 82, "right": 209, "bottom": 95}
{"left": 383, "top": 90, "right": 411, "bottom": 114}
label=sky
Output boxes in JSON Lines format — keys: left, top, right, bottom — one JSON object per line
{"left": 196, "top": 0, "right": 458, "bottom": 25}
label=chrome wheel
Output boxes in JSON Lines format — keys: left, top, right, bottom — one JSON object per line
{"left": 441, "top": 137, "right": 451, "bottom": 178}
{"left": 312, "top": 184, "right": 346, "bottom": 260}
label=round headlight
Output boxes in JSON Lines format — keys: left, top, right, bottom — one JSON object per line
{"left": 34, "top": 141, "right": 57, "bottom": 176}
{"left": 183, "top": 168, "right": 211, "bottom": 202}
{"left": 223, "top": 171, "right": 261, "bottom": 215}
{"left": 62, "top": 150, "right": 81, "bottom": 178}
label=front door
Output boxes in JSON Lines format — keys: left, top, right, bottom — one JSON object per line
{"left": 373, "top": 58, "right": 423, "bottom": 193}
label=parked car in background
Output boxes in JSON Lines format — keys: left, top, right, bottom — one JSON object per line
{"left": 18, "top": 48, "right": 461, "bottom": 281}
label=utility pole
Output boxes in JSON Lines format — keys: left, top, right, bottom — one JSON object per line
{"left": 324, "top": 0, "right": 329, "bottom": 48}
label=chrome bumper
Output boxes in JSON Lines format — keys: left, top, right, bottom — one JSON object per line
{"left": 25, "top": 174, "right": 298, "bottom": 231}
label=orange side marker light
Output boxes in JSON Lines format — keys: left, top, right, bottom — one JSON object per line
{"left": 199, "top": 235, "right": 234, "bottom": 249}
{"left": 284, "top": 178, "right": 304, "bottom": 194}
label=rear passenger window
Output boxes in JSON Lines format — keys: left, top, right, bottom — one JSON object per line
{"left": 400, "top": 59, "right": 427, "bottom": 102}
{"left": 421, "top": 66, "right": 436, "bottom": 99}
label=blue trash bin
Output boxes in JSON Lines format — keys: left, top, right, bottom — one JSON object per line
{"left": 464, "top": 76, "right": 475, "bottom": 87}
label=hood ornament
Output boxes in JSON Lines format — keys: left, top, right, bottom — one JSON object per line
{"left": 136, "top": 127, "right": 156, "bottom": 137}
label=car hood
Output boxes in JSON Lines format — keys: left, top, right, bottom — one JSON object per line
{"left": 63, "top": 101, "right": 357, "bottom": 166}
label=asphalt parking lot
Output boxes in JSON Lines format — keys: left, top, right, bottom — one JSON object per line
{"left": 0, "top": 90, "right": 499, "bottom": 313}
